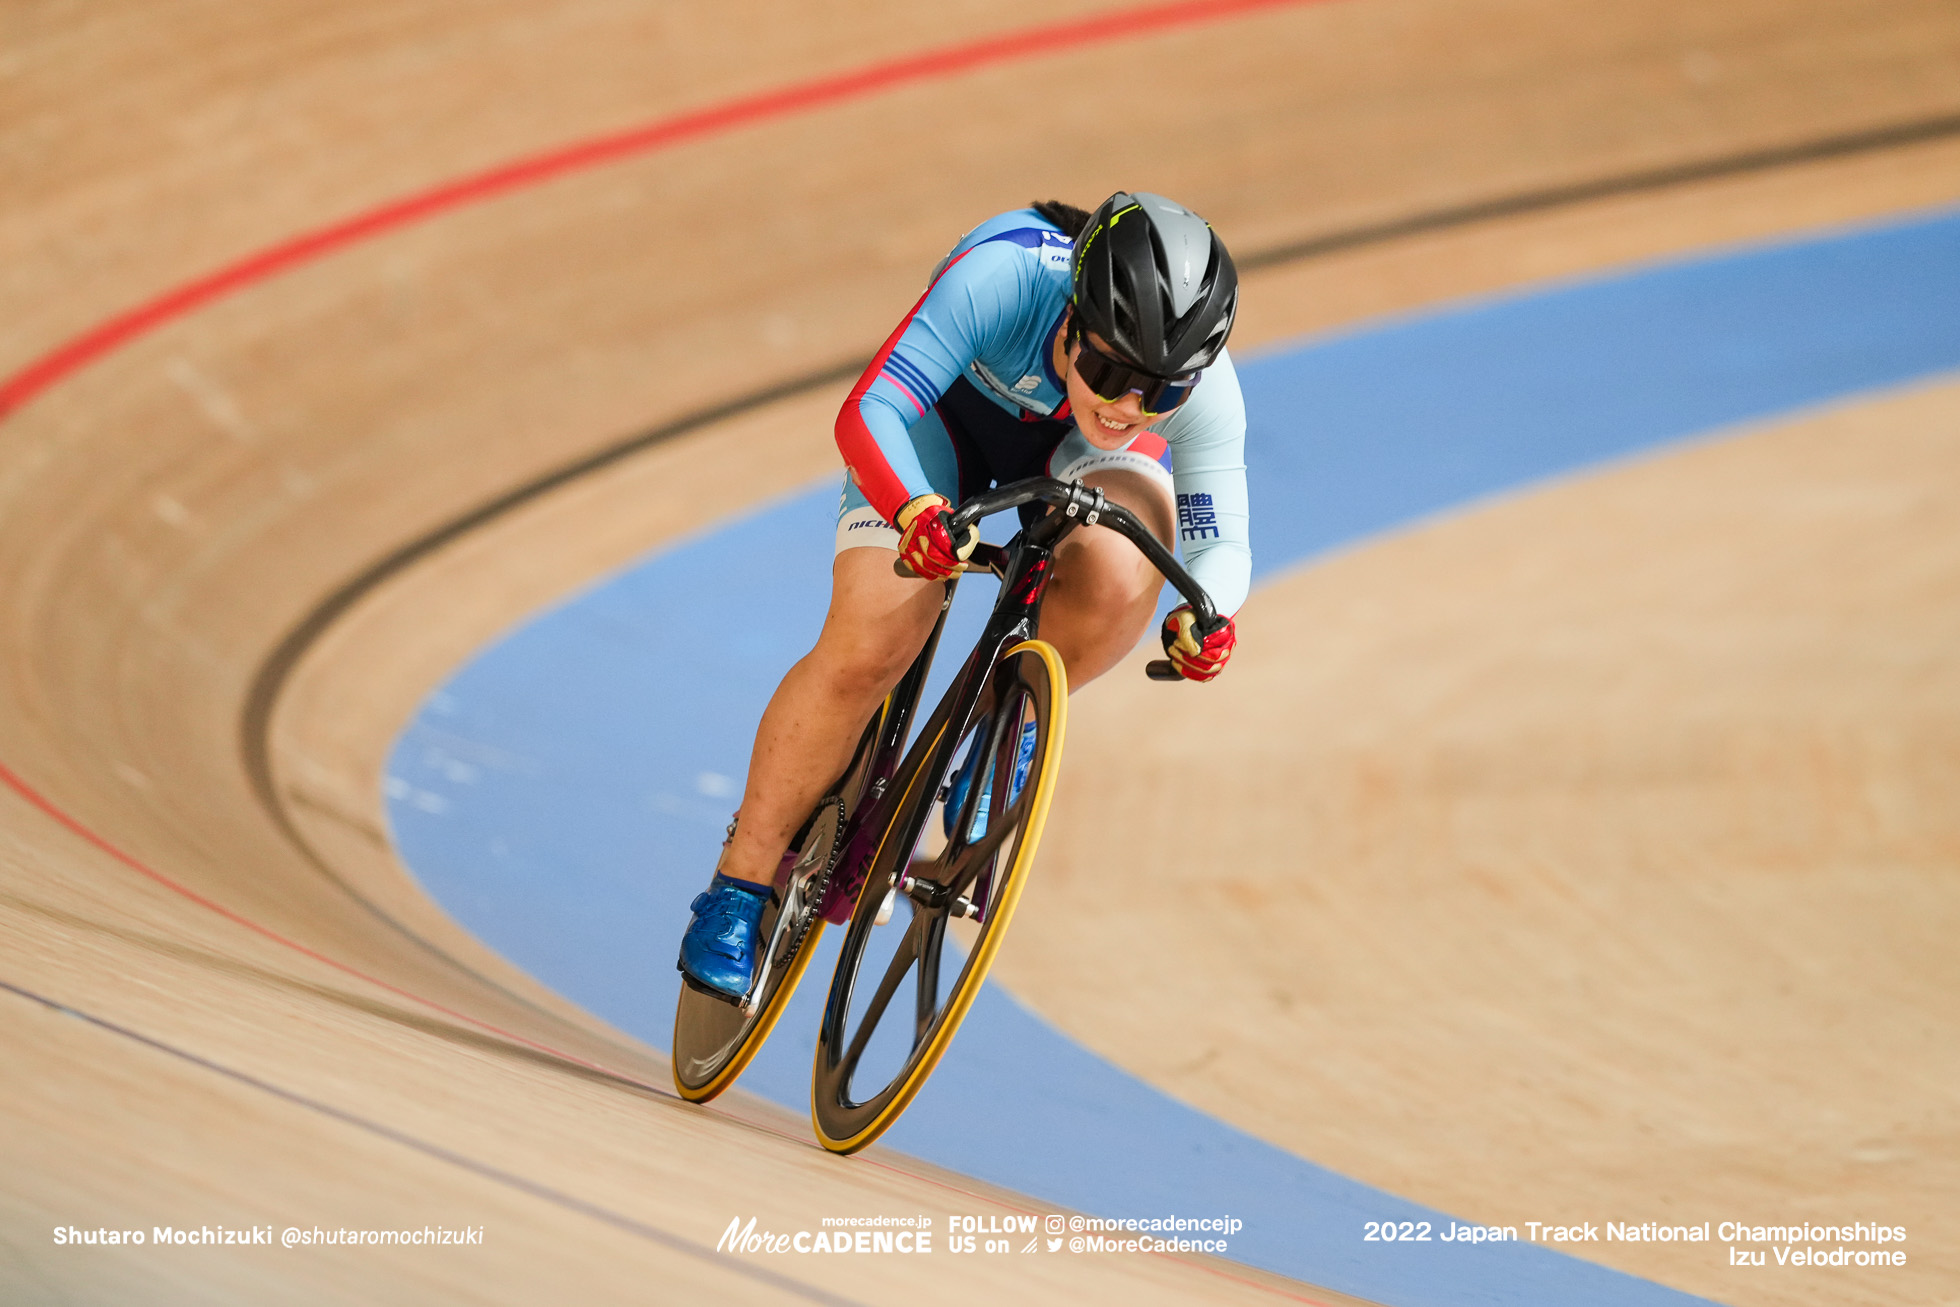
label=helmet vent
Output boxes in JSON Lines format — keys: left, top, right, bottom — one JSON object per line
{"left": 1070, "top": 190, "right": 1237, "bottom": 377}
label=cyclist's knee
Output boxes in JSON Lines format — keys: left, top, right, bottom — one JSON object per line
{"left": 812, "top": 620, "right": 921, "bottom": 698}
{"left": 1054, "top": 529, "right": 1159, "bottom": 615}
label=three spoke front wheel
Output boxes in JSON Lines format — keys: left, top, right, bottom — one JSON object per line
{"left": 811, "top": 640, "right": 1066, "bottom": 1154}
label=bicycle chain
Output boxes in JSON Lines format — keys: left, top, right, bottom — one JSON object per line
{"left": 776, "top": 796, "right": 846, "bottom": 970}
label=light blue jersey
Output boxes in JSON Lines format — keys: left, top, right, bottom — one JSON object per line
{"left": 836, "top": 208, "right": 1251, "bottom": 614}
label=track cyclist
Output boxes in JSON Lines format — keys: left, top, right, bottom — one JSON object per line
{"left": 678, "top": 192, "right": 1252, "bottom": 999}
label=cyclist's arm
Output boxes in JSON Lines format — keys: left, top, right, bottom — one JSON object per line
{"left": 1157, "top": 348, "right": 1252, "bottom": 617}
{"left": 835, "top": 242, "right": 1024, "bottom": 522}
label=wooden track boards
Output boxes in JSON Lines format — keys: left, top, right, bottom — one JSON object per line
{"left": 4, "top": 1, "right": 1959, "bottom": 1302}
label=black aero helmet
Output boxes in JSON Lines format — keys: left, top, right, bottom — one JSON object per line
{"left": 1070, "top": 191, "right": 1238, "bottom": 377}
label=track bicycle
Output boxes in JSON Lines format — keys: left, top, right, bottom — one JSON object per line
{"left": 672, "top": 476, "right": 1224, "bottom": 1153}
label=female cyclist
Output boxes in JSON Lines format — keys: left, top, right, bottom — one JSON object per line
{"left": 678, "top": 191, "right": 1250, "bottom": 998}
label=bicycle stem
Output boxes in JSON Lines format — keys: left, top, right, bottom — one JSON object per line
{"left": 947, "top": 477, "right": 1224, "bottom": 637}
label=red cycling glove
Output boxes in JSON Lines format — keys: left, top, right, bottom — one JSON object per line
{"left": 894, "top": 494, "right": 978, "bottom": 580}
{"left": 1160, "top": 605, "right": 1237, "bottom": 682}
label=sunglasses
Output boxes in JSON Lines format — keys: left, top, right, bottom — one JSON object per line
{"left": 1070, "top": 336, "right": 1201, "bottom": 416}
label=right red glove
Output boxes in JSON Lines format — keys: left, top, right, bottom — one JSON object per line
{"left": 894, "top": 494, "right": 977, "bottom": 580}
{"left": 1160, "top": 605, "right": 1237, "bottom": 682}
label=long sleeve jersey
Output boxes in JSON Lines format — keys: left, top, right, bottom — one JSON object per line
{"left": 835, "top": 208, "right": 1252, "bottom": 616}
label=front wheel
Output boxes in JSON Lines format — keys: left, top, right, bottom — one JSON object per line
{"left": 810, "top": 640, "right": 1066, "bottom": 1154}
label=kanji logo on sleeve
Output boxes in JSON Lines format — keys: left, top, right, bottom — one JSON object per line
{"left": 1176, "top": 491, "right": 1219, "bottom": 541}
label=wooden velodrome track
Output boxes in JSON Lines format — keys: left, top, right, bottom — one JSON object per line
{"left": 4, "top": 1, "right": 1958, "bottom": 1303}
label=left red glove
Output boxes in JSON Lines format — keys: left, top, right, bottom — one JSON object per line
{"left": 894, "top": 493, "right": 978, "bottom": 581}
{"left": 1160, "top": 605, "right": 1237, "bottom": 682}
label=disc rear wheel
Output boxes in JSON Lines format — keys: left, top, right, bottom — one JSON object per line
{"left": 671, "top": 705, "right": 885, "bottom": 1102}
{"left": 672, "top": 796, "right": 841, "bottom": 1101}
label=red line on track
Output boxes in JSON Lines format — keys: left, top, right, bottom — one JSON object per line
{"left": 0, "top": 772, "right": 1323, "bottom": 1304}
{"left": 0, "top": 759, "right": 642, "bottom": 1084}
{"left": 0, "top": 0, "right": 1326, "bottom": 421}
{"left": 0, "top": 7, "right": 1340, "bottom": 1294}
{"left": 0, "top": 0, "right": 1328, "bottom": 1054}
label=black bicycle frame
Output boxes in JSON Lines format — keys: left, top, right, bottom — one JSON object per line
{"left": 815, "top": 476, "right": 1223, "bottom": 920}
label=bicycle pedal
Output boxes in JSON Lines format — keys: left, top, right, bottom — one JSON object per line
{"left": 678, "top": 971, "right": 749, "bottom": 1009}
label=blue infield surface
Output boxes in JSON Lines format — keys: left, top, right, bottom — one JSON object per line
{"left": 386, "top": 205, "right": 1960, "bottom": 1306}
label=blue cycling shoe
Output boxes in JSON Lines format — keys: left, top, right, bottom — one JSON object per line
{"left": 677, "top": 873, "right": 769, "bottom": 999}
{"left": 942, "top": 733, "right": 984, "bottom": 841}
{"left": 942, "top": 720, "right": 1039, "bottom": 842}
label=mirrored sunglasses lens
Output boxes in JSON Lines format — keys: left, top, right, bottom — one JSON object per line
{"left": 1075, "top": 342, "right": 1199, "bottom": 413}
{"left": 1076, "top": 347, "right": 1136, "bottom": 402}
{"left": 1141, "top": 376, "right": 1198, "bottom": 415}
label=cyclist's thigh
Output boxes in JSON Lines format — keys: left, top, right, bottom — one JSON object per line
{"left": 834, "top": 408, "right": 961, "bottom": 553}
{"left": 1049, "top": 430, "right": 1176, "bottom": 541}
{"left": 815, "top": 521, "right": 947, "bottom": 686}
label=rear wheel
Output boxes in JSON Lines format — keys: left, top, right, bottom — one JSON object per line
{"left": 671, "top": 705, "right": 884, "bottom": 1102}
{"left": 810, "top": 641, "right": 1066, "bottom": 1153}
